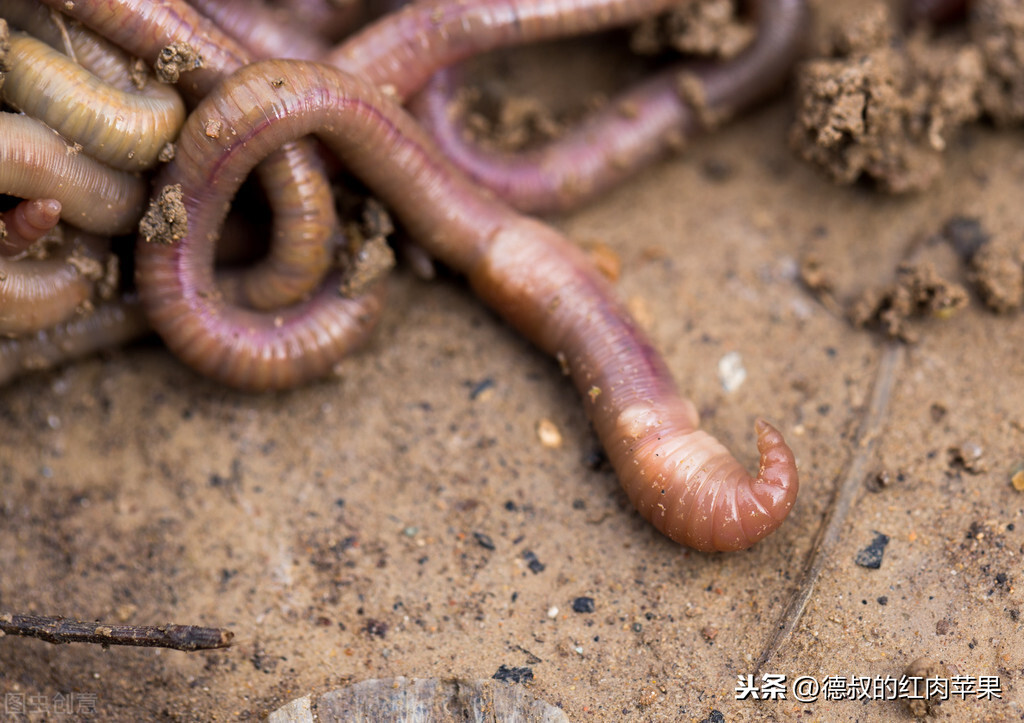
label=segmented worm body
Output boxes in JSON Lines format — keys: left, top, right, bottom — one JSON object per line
{"left": 0, "top": 298, "right": 148, "bottom": 386}
{"left": 2, "top": 0, "right": 806, "bottom": 549}
{"left": 138, "top": 59, "right": 798, "bottom": 550}
{"left": 0, "top": 198, "right": 62, "bottom": 257}
{"left": 0, "top": 112, "right": 147, "bottom": 235}
{"left": 326, "top": 0, "right": 687, "bottom": 101}
{"left": 3, "top": 31, "right": 184, "bottom": 171}
{"left": 189, "top": 0, "right": 329, "bottom": 61}
{"left": 41, "top": 0, "right": 351, "bottom": 311}
{"left": 0, "top": 229, "right": 114, "bottom": 336}
{"left": 411, "top": 0, "right": 809, "bottom": 213}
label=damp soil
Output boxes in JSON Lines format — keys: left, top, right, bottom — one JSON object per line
{"left": 2, "top": 1, "right": 1023, "bottom": 721}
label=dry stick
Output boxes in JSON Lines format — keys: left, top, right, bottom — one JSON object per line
{"left": 0, "top": 613, "right": 233, "bottom": 652}
{"left": 754, "top": 342, "right": 904, "bottom": 674}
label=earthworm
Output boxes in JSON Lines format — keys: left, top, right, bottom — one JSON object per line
{"left": 325, "top": 0, "right": 690, "bottom": 102}
{"left": 274, "top": 0, "right": 367, "bottom": 42}
{"left": 2, "top": 31, "right": 185, "bottom": 171}
{"left": 40, "top": 0, "right": 350, "bottom": 310}
{"left": 410, "top": 0, "right": 809, "bottom": 213}
{"left": 139, "top": 58, "right": 798, "bottom": 550}
{"left": 0, "top": 0, "right": 153, "bottom": 93}
{"left": 0, "top": 198, "right": 62, "bottom": 257}
{"left": 0, "top": 112, "right": 147, "bottom": 235}
{"left": 189, "top": 0, "right": 329, "bottom": 60}
{"left": 0, "top": 297, "right": 149, "bottom": 386}
{"left": 0, "top": 228, "right": 115, "bottom": 336}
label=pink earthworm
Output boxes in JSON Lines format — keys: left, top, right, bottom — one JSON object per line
{"left": 272, "top": 0, "right": 367, "bottom": 43}
{"left": 0, "top": 228, "right": 115, "bottom": 336}
{"left": 189, "top": 0, "right": 329, "bottom": 60}
{"left": 0, "top": 199, "right": 62, "bottom": 257}
{"left": 138, "top": 58, "right": 798, "bottom": 550}
{"left": 0, "top": 0, "right": 159, "bottom": 92}
{"left": 325, "top": 0, "right": 691, "bottom": 102}
{"left": 410, "top": 0, "right": 808, "bottom": 213}
{"left": 2, "top": 31, "right": 185, "bottom": 171}
{"left": 0, "top": 112, "right": 147, "bottom": 235}
{"left": 0, "top": 297, "right": 149, "bottom": 385}
{"left": 39, "top": 0, "right": 348, "bottom": 311}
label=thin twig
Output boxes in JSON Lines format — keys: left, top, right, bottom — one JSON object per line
{"left": 754, "top": 342, "right": 903, "bottom": 674}
{"left": 0, "top": 613, "right": 233, "bottom": 652}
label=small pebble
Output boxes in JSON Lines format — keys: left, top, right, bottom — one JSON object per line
{"left": 522, "top": 550, "right": 546, "bottom": 574}
{"left": 536, "top": 418, "right": 563, "bottom": 449}
{"left": 473, "top": 531, "right": 496, "bottom": 550}
{"left": 717, "top": 351, "right": 747, "bottom": 392}
{"left": 855, "top": 531, "right": 890, "bottom": 569}
{"left": 571, "top": 597, "right": 595, "bottom": 613}
{"left": 492, "top": 665, "right": 533, "bottom": 684}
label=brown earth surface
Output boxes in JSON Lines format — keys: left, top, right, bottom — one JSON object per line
{"left": 1, "top": 0, "right": 1023, "bottom": 721}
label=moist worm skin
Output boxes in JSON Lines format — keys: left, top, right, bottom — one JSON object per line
{"left": 0, "top": 0, "right": 152, "bottom": 91}
{"left": 40, "top": 0, "right": 347, "bottom": 310}
{"left": 3, "top": 32, "right": 185, "bottom": 171}
{"left": 326, "top": 0, "right": 688, "bottom": 101}
{"left": 410, "top": 0, "right": 809, "bottom": 214}
{"left": 0, "top": 113, "right": 146, "bottom": 235}
{"left": 0, "top": 199, "right": 62, "bottom": 257}
{"left": 0, "top": 229, "right": 113, "bottom": 336}
{"left": 135, "top": 80, "right": 384, "bottom": 391}
{"left": 190, "top": 0, "right": 329, "bottom": 61}
{"left": 0, "top": 297, "right": 149, "bottom": 385}
{"left": 278, "top": 0, "right": 367, "bottom": 42}
{"left": 145, "top": 58, "right": 798, "bottom": 550}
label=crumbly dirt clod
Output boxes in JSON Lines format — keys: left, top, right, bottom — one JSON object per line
{"left": 790, "top": 3, "right": 983, "bottom": 193}
{"left": 139, "top": 184, "right": 189, "bottom": 245}
{"left": 457, "top": 85, "right": 565, "bottom": 153}
{"left": 903, "top": 656, "right": 958, "bottom": 717}
{"left": 970, "top": 0, "right": 1024, "bottom": 125}
{"left": 631, "top": 0, "right": 753, "bottom": 58}
{"left": 155, "top": 42, "right": 203, "bottom": 84}
{"left": 129, "top": 57, "right": 148, "bottom": 91}
{"left": 0, "top": 18, "right": 9, "bottom": 93}
{"left": 968, "top": 229, "right": 1024, "bottom": 312}
{"left": 338, "top": 199, "right": 396, "bottom": 298}
{"left": 849, "top": 261, "right": 969, "bottom": 340}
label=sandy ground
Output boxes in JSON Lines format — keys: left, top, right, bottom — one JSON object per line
{"left": 2, "top": 1, "right": 1023, "bottom": 721}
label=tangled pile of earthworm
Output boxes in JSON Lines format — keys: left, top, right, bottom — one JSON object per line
{"left": 0, "top": 0, "right": 811, "bottom": 552}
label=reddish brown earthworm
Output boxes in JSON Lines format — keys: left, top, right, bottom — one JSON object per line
{"left": 325, "top": 0, "right": 690, "bottom": 102}
{"left": 0, "top": 228, "right": 115, "bottom": 336}
{"left": 40, "top": 0, "right": 346, "bottom": 311}
{"left": 138, "top": 58, "right": 798, "bottom": 550}
{"left": 273, "top": 0, "right": 367, "bottom": 43}
{"left": 189, "top": 0, "right": 329, "bottom": 60}
{"left": 0, "top": 198, "right": 62, "bottom": 257}
{"left": 2, "top": 31, "right": 185, "bottom": 171}
{"left": 410, "top": 0, "right": 809, "bottom": 213}
{"left": 0, "top": 112, "right": 147, "bottom": 235}
{"left": 0, "top": 0, "right": 148, "bottom": 87}
{"left": 0, "top": 297, "right": 149, "bottom": 386}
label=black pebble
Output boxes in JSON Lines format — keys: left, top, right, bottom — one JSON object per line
{"left": 522, "top": 550, "right": 545, "bottom": 574}
{"left": 492, "top": 665, "right": 533, "bottom": 684}
{"left": 473, "top": 532, "right": 496, "bottom": 550}
{"left": 855, "top": 531, "right": 890, "bottom": 569}
{"left": 572, "top": 597, "right": 595, "bottom": 613}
